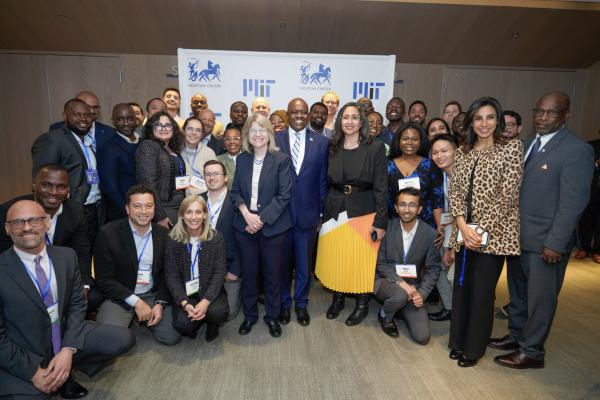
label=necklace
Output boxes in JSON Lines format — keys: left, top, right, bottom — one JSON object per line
{"left": 253, "top": 156, "right": 265, "bottom": 165}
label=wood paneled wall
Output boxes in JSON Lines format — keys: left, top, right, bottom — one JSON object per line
{"left": 1, "top": 51, "right": 599, "bottom": 201}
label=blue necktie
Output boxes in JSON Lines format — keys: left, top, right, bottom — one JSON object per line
{"left": 525, "top": 137, "right": 541, "bottom": 167}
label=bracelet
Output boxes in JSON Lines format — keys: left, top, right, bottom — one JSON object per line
{"left": 181, "top": 300, "right": 189, "bottom": 308}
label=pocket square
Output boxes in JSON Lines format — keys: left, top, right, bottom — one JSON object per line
{"left": 540, "top": 164, "right": 548, "bottom": 170}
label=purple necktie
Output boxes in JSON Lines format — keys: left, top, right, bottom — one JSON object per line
{"left": 34, "top": 255, "right": 61, "bottom": 354}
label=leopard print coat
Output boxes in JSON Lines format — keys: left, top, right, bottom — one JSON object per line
{"left": 449, "top": 139, "right": 523, "bottom": 255}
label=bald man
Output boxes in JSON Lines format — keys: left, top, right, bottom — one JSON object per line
{"left": 0, "top": 200, "right": 134, "bottom": 398}
{"left": 190, "top": 93, "right": 224, "bottom": 136}
{"left": 274, "top": 98, "right": 329, "bottom": 326}
{"left": 50, "top": 90, "right": 116, "bottom": 152}
{"left": 251, "top": 97, "right": 270, "bottom": 117}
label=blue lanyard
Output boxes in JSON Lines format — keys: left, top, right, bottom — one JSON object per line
{"left": 22, "top": 256, "right": 54, "bottom": 303}
{"left": 187, "top": 242, "right": 202, "bottom": 278}
{"left": 185, "top": 146, "right": 203, "bottom": 177}
{"left": 443, "top": 172, "right": 449, "bottom": 212}
{"left": 77, "top": 136, "right": 95, "bottom": 168}
{"left": 45, "top": 232, "right": 52, "bottom": 245}
{"left": 137, "top": 232, "right": 152, "bottom": 268}
{"left": 207, "top": 199, "right": 223, "bottom": 226}
{"left": 459, "top": 247, "right": 468, "bottom": 287}
{"left": 175, "top": 156, "right": 185, "bottom": 176}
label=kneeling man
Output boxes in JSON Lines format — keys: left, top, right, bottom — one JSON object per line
{"left": 374, "top": 188, "right": 441, "bottom": 344}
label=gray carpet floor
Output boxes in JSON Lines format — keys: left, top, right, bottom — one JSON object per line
{"left": 79, "top": 257, "right": 600, "bottom": 400}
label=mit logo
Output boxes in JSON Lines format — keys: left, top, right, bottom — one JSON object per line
{"left": 353, "top": 82, "right": 385, "bottom": 100}
{"left": 243, "top": 79, "right": 276, "bottom": 97}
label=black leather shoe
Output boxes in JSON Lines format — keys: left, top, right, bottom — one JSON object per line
{"left": 326, "top": 293, "right": 345, "bottom": 319}
{"left": 295, "top": 308, "right": 310, "bottom": 326}
{"left": 58, "top": 376, "right": 88, "bottom": 399}
{"left": 494, "top": 350, "right": 544, "bottom": 369}
{"left": 278, "top": 308, "right": 291, "bottom": 325}
{"left": 239, "top": 320, "right": 255, "bottom": 335}
{"left": 378, "top": 313, "right": 399, "bottom": 338}
{"left": 429, "top": 308, "right": 452, "bottom": 321}
{"left": 266, "top": 320, "right": 282, "bottom": 337}
{"left": 449, "top": 349, "right": 463, "bottom": 360}
{"left": 488, "top": 335, "right": 519, "bottom": 350}
{"left": 205, "top": 323, "right": 220, "bottom": 342}
{"left": 345, "top": 295, "right": 369, "bottom": 326}
{"left": 457, "top": 356, "right": 478, "bottom": 368}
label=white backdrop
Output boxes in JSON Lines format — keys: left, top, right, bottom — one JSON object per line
{"left": 177, "top": 48, "right": 396, "bottom": 122}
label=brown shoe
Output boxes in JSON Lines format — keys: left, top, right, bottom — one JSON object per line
{"left": 494, "top": 351, "right": 544, "bottom": 369}
{"left": 488, "top": 335, "right": 519, "bottom": 350}
{"left": 574, "top": 250, "right": 588, "bottom": 260}
{"left": 592, "top": 254, "right": 600, "bottom": 264}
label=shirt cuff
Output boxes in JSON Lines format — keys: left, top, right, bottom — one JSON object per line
{"left": 63, "top": 347, "right": 77, "bottom": 354}
{"left": 83, "top": 285, "right": 90, "bottom": 289}
{"left": 125, "top": 294, "right": 140, "bottom": 307}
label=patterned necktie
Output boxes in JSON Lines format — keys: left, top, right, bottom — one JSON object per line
{"left": 34, "top": 255, "right": 61, "bottom": 354}
{"left": 291, "top": 132, "right": 301, "bottom": 170}
{"left": 525, "top": 137, "right": 541, "bottom": 167}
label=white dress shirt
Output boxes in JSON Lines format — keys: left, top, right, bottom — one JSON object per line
{"left": 524, "top": 127, "right": 561, "bottom": 160}
{"left": 125, "top": 222, "right": 154, "bottom": 306}
{"left": 207, "top": 189, "right": 227, "bottom": 229}
{"left": 250, "top": 160, "right": 263, "bottom": 212}
{"left": 401, "top": 220, "right": 419, "bottom": 262}
{"left": 47, "top": 204, "right": 63, "bottom": 244}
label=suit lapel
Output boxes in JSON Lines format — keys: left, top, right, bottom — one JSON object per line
{"left": 47, "top": 247, "right": 67, "bottom": 317}
{"left": 216, "top": 193, "right": 231, "bottom": 231}
{"left": 524, "top": 129, "right": 567, "bottom": 176}
{"left": 3, "top": 248, "right": 49, "bottom": 313}
{"left": 258, "top": 152, "right": 274, "bottom": 193}
{"left": 278, "top": 130, "right": 291, "bottom": 156}
{"left": 63, "top": 128, "right": 87, "bottom": 162}
{"left": 151, "top": 225, "right": 160, "bottom": 273}
{"left": 406, "top": 222, "right": 426, "bottom": 264}
{"left": 118, "top": 221, "right": 139, "bottom": 272}
{"left": 298, "top": 130, "right": 314, "bottom": 177}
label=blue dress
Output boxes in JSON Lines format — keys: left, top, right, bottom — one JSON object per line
{"left": 387, "top": 157, "right": 444, "bottom": 228}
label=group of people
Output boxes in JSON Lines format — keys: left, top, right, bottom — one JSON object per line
{"left": 0, "top": 86, "right": 596, "bottom": 399}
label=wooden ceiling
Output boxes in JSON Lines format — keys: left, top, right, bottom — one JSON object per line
{"left": 1, "top": 0, "right": 600, "bottom": 68}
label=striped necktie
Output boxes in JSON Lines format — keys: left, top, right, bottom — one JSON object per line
{"left": 291, "top": 131, "right": 302, "bottom": 170}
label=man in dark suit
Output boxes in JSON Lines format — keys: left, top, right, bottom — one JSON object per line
{"left": 93, "top": 185, "right": 181, "bottom": 345}
{"left": 374, "top": 188, "right": 440, "bottom": 344}
{"left": 491, "top": 92, "right": 595, "bottom": 369}
{"left": 97, "top": 104, "right": 139, "bottom": 222}
{"left": 0, "top": 200, "right": 134, "bottom": 399}
{"left": 202, "top": 160, "right": 242, "bottom": 320}
{"left": 32, "top": 99, "right": 105, "bottom": 248}
{"left": 49, "top": 91, "right": 116, "bottom": 153}
{"left": 0, "top": 164, "right": 104, "bottom": 314}
{"left": 199, "top": 108, "right": 226, "bottom": 156}
{"left": 275, "top": 98, "right": 329, "bottom": 326}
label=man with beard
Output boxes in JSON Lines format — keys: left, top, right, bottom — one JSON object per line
{"left": 32, "top": 99, "right": 105, "bottom": 246}
{"left": 229, "top": 101, "right": 248, "bottom": 130}
{"left": 274, "top": 98, "right": 329, "bottom": 327}
{"left": 199, "top": 109, "right": 226, "bottom": 156}
{"left": 379, "top": 97, "right": 406, "bottom": 146}
{"left": 308, "top": 102, "right": 332, "bottom": 138}
{"left": 50, "top": 91, "right": 115, "bottom": 152}
{"left": 501, "top": 110, "right": 523, "bottom": 140}
{"left": 190, "top": 93, "right": 225, "bottom": 136}
{"left": 97, "top": 104, "right": 140, "bottom": 221}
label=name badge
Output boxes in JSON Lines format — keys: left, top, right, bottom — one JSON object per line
{"left": 175, "top": 176, "right": 191, "bottom": 190}
{"left": 395, "top": 264, "right": 417, "bottom": 279}
{"left": 47, "top": 303, "right": 60, "bottom": 324}
{"left": 189, "top": 175, "right": 206, "bottom": 190}
{"left": 398, "top": 177, "right": 420, "bottom": 191}
{"left": 85, "top": 169, "right": 99, "bottom": 184}
{"left": 137, "top": 269, "right": 151, "bottom": 285}
{"left": 185, "top": 278, "right": 200, "bottom": 296}
{"left": 457, "top": 223, "right": 490, "bottom": 247}
{"left": 440, "top": 212, "right": 453, "bottom": 226}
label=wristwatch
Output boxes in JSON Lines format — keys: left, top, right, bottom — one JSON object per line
{"left": 180, "top": 300, "right": 189, "bottom": 308}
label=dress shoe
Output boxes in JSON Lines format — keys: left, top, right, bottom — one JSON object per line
{"left": 488, "top": 335, "right": 519, "bottom": 350}
{"left": 266, "top": 320, "right": 282, "bottom": 337}
{"left": 295, "top": 308, "right": 310, "bottom": 326}
{"left": 238, "top": 320, "right": 255, "bottom": 335}
{"left": 58, "top": 376, "right": 88, "bottom": 399}
{"left": 345, "top": 295, "right": 369, "bottom": 326}
{"left": 378, "top": 313, "right": 399, "bottom": 338}
{"left": 574, "top": 249, "right": 588, "bottom": 260}
{"left": 593, "top": 253, "right": 600, "bottom": 264}
{"left": 494, "top": 351, "right": 544, "bottom": 369}
{"left": 428, "top": 308, "right": 451, "bottom": 321}
{"left": 449, "top": 349, "right": 463, "bottom": 360}
{"left": 205, "top": 322, "right": 220, "bottom": 342}
{"left": 457, "top": 356, "right": 478, "bottom": 368}
{"left": 278, "top": 308, "right": 291, "bottom": 325}
{"left": 326, "top": 293, "right": 345, "bottom": 319}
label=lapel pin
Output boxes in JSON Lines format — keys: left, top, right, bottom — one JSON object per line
{"left": 541, "top": 164, "right": 548, "bottom": 170}
{"left": 541, "top": 149, "right": 546, "bottom": 152}
{"left": 309, "top": 137, "right": 313, "bottom": 141}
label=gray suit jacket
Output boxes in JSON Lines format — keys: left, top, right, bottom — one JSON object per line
{"left": 374, "top": 218, "right": 441, "bottom": 299}
{"left": 0, "top": 246, "right": 88, "bottom": 396}
{"left": 520, "top": 127, "right": 595, "bottom": 254}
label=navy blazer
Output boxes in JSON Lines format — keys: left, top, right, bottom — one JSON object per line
{"left": 97, "top": 134, "right": 139, "bottom": 221}
{"left": 49, "top": 120, "right": 116, "bottom": 151}
{"left": 275, "top": 128, "right": 329, "bottom": 229}
{"left": 207, "top": 135, "right": 226, "bottom": 156}
{"left": 201, "top": 191, "right": 242, "bottom": 277}
{"left": 230, "top": 151, "right": 292, "bottom": 237}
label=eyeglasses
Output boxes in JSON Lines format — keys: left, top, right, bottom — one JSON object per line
{"left": 204, "top": 172, "right": 224, "bottom": 178}
{"left": 88, "top": 105, "right": 101, "bottom": 111}
{"left": 505, "top": 122, "right": 517, "bottom": 128}
{"left": 6, "top": 216, "right": 48, "bottom": 229}
{"left": 154, "top": 123, "right": 174, "bottom": 131}
{"left": 224, "top": 137, "right": 242, "bottom": 142}
{"left": 532, "top": 108, "right": 562, "bottom": 118}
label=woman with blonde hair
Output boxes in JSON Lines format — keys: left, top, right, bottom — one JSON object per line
{"left": 232, "top": 113, "right": 292, "bottom": 337}
{"left": 164, "top": 195, "right": 229, "bottom": 342}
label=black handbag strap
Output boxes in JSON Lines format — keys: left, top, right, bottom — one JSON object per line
{"left": 465, "top": 157, "right": 479, "bottom": 224}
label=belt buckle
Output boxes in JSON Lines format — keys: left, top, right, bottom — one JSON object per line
{"left": 344, "top": 184, "right": 352, "bottom": 195}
